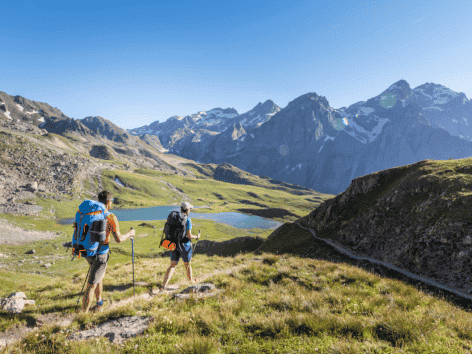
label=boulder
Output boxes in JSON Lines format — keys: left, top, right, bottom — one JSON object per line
{"left": 25, "top": 249, "right": 35, "bottom": 254}
{"left": 173, "top": 283, "right": 218, "bottom": 300}
{"left": 25, "top": 182, "right": 38, "bottom": 192}
{"left": 0, "top": 292, "right": 31, "bottom": 314}
{"left": 68, "top": 316, "right": 153, "bottom": 343}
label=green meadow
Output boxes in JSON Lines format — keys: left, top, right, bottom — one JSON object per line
{"left": 1, "top": 167, "right": 472, "bottom": 353}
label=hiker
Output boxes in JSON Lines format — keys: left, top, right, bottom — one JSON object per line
{"left": 76, "top": 191, "right": 135, "bottom": 313}
{"left": 161, "top": 202, "right": 201, "bottom": 290}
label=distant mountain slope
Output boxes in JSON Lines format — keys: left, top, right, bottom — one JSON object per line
{"left": 412, "top": 82, "right": 472, "bottom": 140}
{"left": 81, "top": 116, "right": 133, "bottom": 143}
{"left": 298, "top": 157, "right": 472, "bottom": 294}
{"left": 196, "top": 80, "right": 472, "bottom": 194}
{"left": 0, "top": 91, "right": 68, "bottom": 126}
{"left": 0, "top": 91, "right": 181, "bottom": 172}
{"left": 128, "top": 101, "right": 280, "bottom": 156}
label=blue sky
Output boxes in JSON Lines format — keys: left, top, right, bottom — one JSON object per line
{"left": 1, "top": 0, "right": 471, "bottom": 129}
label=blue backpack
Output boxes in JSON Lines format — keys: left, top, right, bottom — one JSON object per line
{"left": 72, "top": 200, "right": 109, "bottom": 258}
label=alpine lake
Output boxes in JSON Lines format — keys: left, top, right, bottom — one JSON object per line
{"left": 59, "top": 205, "right": 282, "bottom": 230}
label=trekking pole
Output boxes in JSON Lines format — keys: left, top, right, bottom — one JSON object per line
{"left": 76, "top": 264, "right": 92, "bottom": 306}
{"left": 131, "top": 236, "right": 135, "bottom": 297}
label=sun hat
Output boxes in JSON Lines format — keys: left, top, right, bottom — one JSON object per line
{"left": 181, "top": 201, "right": 194, "bottom": 211}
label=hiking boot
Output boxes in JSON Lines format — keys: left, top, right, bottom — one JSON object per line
{"left": 90, "top": 300, "right": 104, "bottom": 313}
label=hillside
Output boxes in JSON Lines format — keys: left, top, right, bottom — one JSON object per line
{"left": 0, "top": 91, "right": 179, "bottom": 171}
{"left": 298, "top": 157, "right": 472, "bottom": 294}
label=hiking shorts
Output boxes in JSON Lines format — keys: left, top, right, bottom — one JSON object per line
{"left": 86, "top": 253, "right": 109, "bottom": 285}
{"left": 170, "top": 242, "right": 193, "bottom": 263}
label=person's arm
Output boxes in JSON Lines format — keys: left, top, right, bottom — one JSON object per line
{"left": 185, "top": 218, "right": 200, "bottom": 240}
{"left": 107, "top": 214, "right": 135, "bottom": 243}
{"left": 186, "top": 229, "right": 201, "bottom": 240}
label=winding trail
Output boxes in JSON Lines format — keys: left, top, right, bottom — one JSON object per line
{"left": 296, "top": 222, "right": 472, "bottom": 303}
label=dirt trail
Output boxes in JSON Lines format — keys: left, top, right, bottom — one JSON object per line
{"left": 0, "top": 219, "right": 61, "bottom": 244}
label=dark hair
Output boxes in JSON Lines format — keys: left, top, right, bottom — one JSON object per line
{"left": 98, "top": 191, "right": 113, "bottom": 204}
{"left": 180, "top": 207, "right": 189, "bottom": 215}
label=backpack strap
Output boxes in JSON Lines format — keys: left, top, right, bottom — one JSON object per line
{"left": 77, "top": 209, "right": 104, "bottom": 216}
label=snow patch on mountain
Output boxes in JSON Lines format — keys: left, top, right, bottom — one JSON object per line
{"left": 413, "top": 83, "right": 463, "bottom": 105}
{"left": 344, "top": 116, "right": 390, "bottom": 144}
{"left": 360, "top": 107, "right": 375, "bottom": 115}
{"left": 423, "top": 106, "right": 444, "bottom": 112}
{"left": 387, "top": 83, "right": 401, "bottom": 91}
{"left": 190, "top": 108, "right": 238, "bottom": 123}
{"left": 16, "top": 104, "right": 24, "bottom": 112}
{"left": 319, "top": 135, "right": 335, "bottom": 153}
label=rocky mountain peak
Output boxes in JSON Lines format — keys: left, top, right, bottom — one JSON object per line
{"left": 378, "top": 79, "right": 413, "bottom": 103}
{"left": 413, "top": 82, "right": 468, "bottom": 107}
{"left": 81, "top": 116, "right": 131, "bottom": 143}
{"left": 287, "top": 92, "right": 329, "bottom": 109}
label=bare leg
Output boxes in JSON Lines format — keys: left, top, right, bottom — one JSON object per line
{"left": 94, "top": 281, "right": 103, "bottom": 302}
{"left": 162, "top": 261, "right": 178, "bottom": 289}
{"left": 184, "top": 261, "right": 193, "bottom": 282}
{"left": 82, "top": 283, "right": 96, "bottom": 313}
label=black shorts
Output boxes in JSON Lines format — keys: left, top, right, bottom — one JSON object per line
{"left": 86, "top": 253, "right": 109, "bottom": 285}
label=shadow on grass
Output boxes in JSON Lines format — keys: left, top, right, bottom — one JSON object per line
{"left": 237, "top": 208, "right": 299, "bottom": 219}
{"left": 257, "top": 222, "right": 472, "bottom": 311}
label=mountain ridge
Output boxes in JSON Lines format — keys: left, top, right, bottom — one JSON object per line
{"left": 298, "top": 157, "right": 472, "bottom": 294}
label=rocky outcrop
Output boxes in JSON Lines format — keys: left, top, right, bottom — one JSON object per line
{"left": 298, "top": 157, "right": 472, "bottom": 293}
{"left": 90, "top": 144, "right": 116, "bottom": 160}
{"left": 0, "top": 292, "right": 35, "bottom": 314}
{"left": 173, "top": 283, "right": 218, "bottom": 300}
{"left": 68, "top": 316, "right": 153, "bottom": 343}
{"left": 0, "top": 131, "right": 103, "bottom": 210}
{"left": 81, "top": 116, "right": 132, "bottom": 144}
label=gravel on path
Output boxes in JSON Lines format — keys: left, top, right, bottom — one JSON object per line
{"left": 0, "top": 219, "right": 61, "bottom": 245}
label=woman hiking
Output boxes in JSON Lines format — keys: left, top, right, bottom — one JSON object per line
{"left": 160, "top": 201, "right": 201, "bottom": 291}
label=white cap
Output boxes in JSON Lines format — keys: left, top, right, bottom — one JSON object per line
{"left": 181, "top": 201, "right": 194, "bottom": 211}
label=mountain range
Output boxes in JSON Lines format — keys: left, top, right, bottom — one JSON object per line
{"left": 129, "top": 80, "right": 472, "bottom": 194}
{"left": 2, "top": 80, "right": 472, "bottom": 195}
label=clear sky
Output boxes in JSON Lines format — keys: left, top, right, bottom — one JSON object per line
{"left": 1, "top": 0, "right": 471, "bottom": 129}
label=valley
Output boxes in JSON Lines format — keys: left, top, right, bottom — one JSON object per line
{"left": 2, "top": 83, "right": 472, "bottom": 352}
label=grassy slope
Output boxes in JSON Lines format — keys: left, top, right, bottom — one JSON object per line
{"left": 2, "top": 253, "right": 472, "bottom": 353}
{"left": 3, "top": 130, "right": 472, "bottom": 352}
{"left": 303, "top": 158, "right": 472, "bottom": 241}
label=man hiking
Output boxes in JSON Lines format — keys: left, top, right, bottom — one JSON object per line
{"left": 76, "top": 191, "right": 135, "bottom": 313}
{"left": 160, "top": 202, "right": 201, "bottom": 291}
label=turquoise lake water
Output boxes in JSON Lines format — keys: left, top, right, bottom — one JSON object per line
{"left": 60, "top": 205, "right": 282, "bottom": 230}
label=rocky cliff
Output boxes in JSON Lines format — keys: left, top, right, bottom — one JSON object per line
{"left": 298, "top": 158, "right": 472, "bottom": 293}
